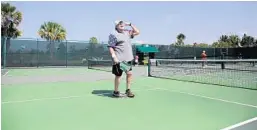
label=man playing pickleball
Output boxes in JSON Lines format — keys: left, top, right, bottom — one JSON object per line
{"left": 108, "top": 20, "right": 140, "bottom": 98}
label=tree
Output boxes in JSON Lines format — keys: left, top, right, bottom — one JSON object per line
{"left": 212, "top": 34, "right": 239, "bottom": 48}
{"left": 240, "top": 34, "right": 255, "bottom": 47}
{"left": 212, "top": 42, "right": 219, "bottom": 48}
{"left": 184, "top": 44, "right": 193, "bottom": 47}
{"left": 38, "top": 21, "right": 66, "bottom": 59}
{"left": 89, "top": 37, "right": 98, "bottom": 44}
{"left": 195, "top": 43, "right": 210, "bottom": 48}
{"left": 176, "top": 33, "right": 186, "bottom": 46}
{"left": 170, "top": 43, "right": 176, "bottom": 46}
{"left": 87, "top": 37, "right": 99, "bottom": 59}
{"left": 228, "top": 35, "right": 240, "bottom": 47}
{"left": 212, "top": 41, "right": 232, "bottom": 48}
{"left": 1, "top": 2, "right": 22, "bottom": 52}
{"left": 219, "top": 35, "right": 229, "bottom": 43}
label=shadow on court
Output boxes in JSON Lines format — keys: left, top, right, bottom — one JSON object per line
{"left": 91, "top": 90, "right": 114, "bottom": 98}
{"left": 92, "top": 90, "right": 128, "bottom": 98}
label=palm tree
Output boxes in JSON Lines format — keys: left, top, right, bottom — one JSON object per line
{"left": 89, "top": 37, "right": 98, "bottom": 44}
{"left": 88, "top": 37, "right": 98, "bottom": 59}
{"left": 219, "top": 35, "right": 229, "bottom": 43}
{"left": 228, "top": 35, "right": 241, "bottom": 47}
{"left": 38, "top": 21, "right": 66, "bottom": 59}
{"left": 241, "top": 34, "right": 255, "bottom": 47}
{"left": 1, "top": 2, "right": 22, "bottom": 52}
{"left": 176, "top": 33, "right": 186, "bottom": 46}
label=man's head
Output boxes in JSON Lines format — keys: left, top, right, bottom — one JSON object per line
{"left": 115, "top": 20, "right": 125, "bottom": 32}
{"left": 203, "top": 50, "right": 205, "bottom": 53}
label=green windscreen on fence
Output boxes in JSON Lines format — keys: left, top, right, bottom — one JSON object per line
{"left": 2, "top": 38, "right": 257, "bottom": 67}
{"left": 4, "top": 39, "right": 112, "bottom": 67}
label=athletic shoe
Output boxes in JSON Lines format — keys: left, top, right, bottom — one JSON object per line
{"left": 125, "top": 89, "right": 135, "bottom": 98}
{"left": 113, "top": 91, "right": 120, "bottom": 97}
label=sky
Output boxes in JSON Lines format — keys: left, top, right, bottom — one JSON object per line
{"left": 8, "top": 1, "right": 257, "bottom": 45}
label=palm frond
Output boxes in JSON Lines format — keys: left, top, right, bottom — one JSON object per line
{"left": 38, "top": 21, "right": 67, "bottom": 42}
{"left": 1, "top": 2, "right": 22, "bottom": 37}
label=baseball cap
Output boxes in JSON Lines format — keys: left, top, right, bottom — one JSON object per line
{"left": 114, "top": 20, "right": 124, "bottom": 26}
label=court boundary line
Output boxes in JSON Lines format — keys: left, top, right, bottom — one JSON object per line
{"left": 1, "top": 88, "right": 158, "bottom": 104}
{"left": 155, "top": 88, "right": 257, "bottom": 109}
{"left": 3, "top": 70, "right": 9, "bottom": 76}
{"left": 3, "top": 86, "right": 257, "bottom": 129}
{"left": 220, "top": 117, "right": 257, "bottom": 130}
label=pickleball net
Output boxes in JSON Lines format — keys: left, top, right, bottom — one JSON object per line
{"left": 88, "top": 59, "right": 113, "bottom": 72}
{"left": 148, "top": 59, "right": 257, "bottom": 90}
{"left": 87, "top": 59, "right": 133, "bottom": 72}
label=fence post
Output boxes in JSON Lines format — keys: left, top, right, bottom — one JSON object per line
{"left": 66, "top": 40, "right": 68, "bottom": 67}
{"left": 3, "top": 37, "right": 7, "bottom": 68}
{"left": 37, "top": 38, "right": 39, "bottom": 68}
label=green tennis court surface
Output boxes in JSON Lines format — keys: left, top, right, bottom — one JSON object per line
{"left": 3, "top": 67, "right": 102, "bottom": 76}
{"left": 2, "top": 68, "right": 257, "bottom": 130}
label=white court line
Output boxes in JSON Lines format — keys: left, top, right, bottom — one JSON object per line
{"left": 1, "top": 88, "right": 158, "bottom": 104}
{"left": 3, "top": 70, "right": 9, "bottom": 76}
{"left": 220, "top": 117, "right": 257, "bottom": 130}
{"left": 155, "top": 88, "right": 257, "bottom": 109}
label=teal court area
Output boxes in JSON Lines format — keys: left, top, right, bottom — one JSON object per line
{"left": 1, "top": 67, "right": 257, "bottom": 130}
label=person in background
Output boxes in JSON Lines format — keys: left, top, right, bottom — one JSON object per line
{"left": 135, "top": 55, "right": 139, "bottom": 66}
{"left": 201, "top": 50, "right": 207, "bottom": 67}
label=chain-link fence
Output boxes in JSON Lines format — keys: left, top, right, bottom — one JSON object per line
{"left": 1, "top": 38, "right": 257, "bottom": 67}
{"left": 151, "top": 44, "right": 257, "bottom": 60}
{"left": 2, "top": 38, "right": 112, "bottom": 67}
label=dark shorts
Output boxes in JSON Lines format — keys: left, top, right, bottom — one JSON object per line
{"left": 112, "top": 61, "right": 132, "bottom": 76}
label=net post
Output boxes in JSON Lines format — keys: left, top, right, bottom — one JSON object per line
{"left": 221, "top": 62, "right": 225, "bottom": 69}
{"left": 87, "top": 59, "right": 90, "bottom": 69}
{"left": 147, "top": 59, "right": 151, "bottom": 77}
{"left": 221, "top": 54, "right": 225, "bottom": 69}
{"left": 214, "top": 47, "right": 216, "bottom": 60}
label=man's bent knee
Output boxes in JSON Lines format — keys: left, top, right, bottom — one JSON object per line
{"left": 115, "top": 75, "right": 122, "bottom": 79}
{"left": 126, "top": 71, "right": 132, "bottom": 76}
